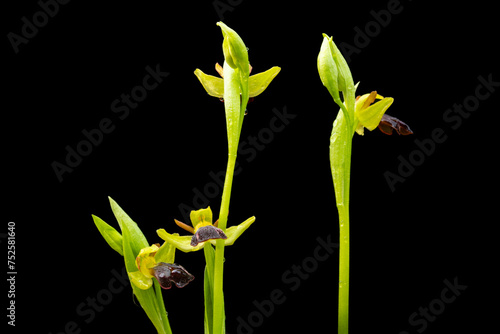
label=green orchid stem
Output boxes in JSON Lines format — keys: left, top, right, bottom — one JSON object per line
{"left": 154, "top": 280, "right": 172, "bottom": 334}
{"left": 213, "top": 152, "right": 237, "bottom": 334}
{"left": 330, "top": 113, "right": 353, "bottom": 334}
{"left": 337, "top": 201, "right": 350, "bottom": 334}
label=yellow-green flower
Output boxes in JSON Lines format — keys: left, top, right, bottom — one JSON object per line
{"left": 128, "top": 242, "right": 194, "bottom": 290}
{"left": 354, "top": 91, "right": 413, "bottom": 136}
{"left": 157, "top": 207, "right": 255, "bottom": 253}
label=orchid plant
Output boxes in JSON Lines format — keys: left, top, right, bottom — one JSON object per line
{"left": 91, "top": 22, "right": 279, "bottom": 334}
{"left": 317, "top": 33, "right": 412, "bottom": 334}
{"left": 90, "top": 22, "right": 413, "bottom": 334}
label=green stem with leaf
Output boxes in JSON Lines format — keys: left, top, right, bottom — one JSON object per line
{"left": 212, "top": 24, "right": 249, "bottom": 334}
{"left": 318, "top": 33, "right": 356, "bottom": 334}
{"left": 330, "top": 107, "right": 353, "bottom": 334}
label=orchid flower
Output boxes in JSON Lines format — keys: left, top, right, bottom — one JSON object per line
{"left": 157, "top": 207, "right": 255, "bottom": 253}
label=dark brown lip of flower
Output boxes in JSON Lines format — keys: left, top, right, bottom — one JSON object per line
{"left": 378, "top": 114, "right": 413, "bottom": 135}
{"left": 153, "top": 262, "right": 195, "bottom": 289}
{"left": 190, "top": 225, "right": 227, "bottom": 246}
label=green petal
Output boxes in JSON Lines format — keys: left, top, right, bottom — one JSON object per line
{"left": 212, "top": 216, "right": 255, "bottom": 246}
{"left": 92, "top": 214, "right": 123, "bottom": 256}
{"left": 190, "top": 207, "right": 213, "bottom": 228}
{"left": 129, "top": 271, "right": 153, "bottom": 290}
{"left": 154, "top": 240, "right": 176, "bottom": 264}
{"left": 249, "top": 67, "right": 281, "bottom": 97}
{"left": 194, "top": 69, "right": 224, "bottom": 98}
{"left": 356, "top": 97, "right": 394, "bottom": 132}
{"left": 157, "top": 229, "right": 205, "bottom": 252}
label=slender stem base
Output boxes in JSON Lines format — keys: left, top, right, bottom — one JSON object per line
{"left": 338, "top": 206, "right": 350, "bottom": 334}
{"left": 212, "top": 153, "right": 237, "bottom": 334}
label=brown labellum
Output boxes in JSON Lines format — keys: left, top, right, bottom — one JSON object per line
{"left": 153, "top": 262, "right": 195, "bottom": 289}
{"left": 190, "top": 225, "right": 227, "bottom": 246}
{"left": 378, "top": 114, "right": 413, "bottom": 135}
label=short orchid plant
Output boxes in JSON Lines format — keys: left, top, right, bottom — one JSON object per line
{"left": 92, "top": 22, "right": 412, "bottom": 334}
{"left": 92, "top": 22, "right": 280, "bottom": 334}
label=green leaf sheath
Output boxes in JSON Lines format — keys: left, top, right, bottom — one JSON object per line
{"left": 213, "top": 35, "right": 246, "bottom": 334}
{"left": 222, "top": 60, "right": 244, "bottom": 157}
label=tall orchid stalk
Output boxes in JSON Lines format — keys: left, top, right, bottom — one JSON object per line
{"left": 206, "top": 22, "right": 280, "bottom": 334}
{"left": 318, "top": 33, "right": 412, "bottom": 334}
{"left": 158, "top": 22, "right": 279, "bottom": 334}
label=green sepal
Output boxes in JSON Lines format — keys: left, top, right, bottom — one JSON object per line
{"left": 194, "top": 69, "right": 224, "bottom": 98}
{"left": 92, "top": 214, "right": 123, "bottom": 256}
{"left": 210, "top": 216, "right": 255, "bottom": 246}
{"left": 194, "top": 67, "right": 281, "bottom": 99}
{"left": 248, "top": 67, "right": 281, "bottom": 97}
{"left": 157, "top": 229, "right": 205, "bottom": 252}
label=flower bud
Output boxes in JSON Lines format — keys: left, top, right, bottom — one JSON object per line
{"left": 217, "top": 22, "right": 248, "bottom": 71}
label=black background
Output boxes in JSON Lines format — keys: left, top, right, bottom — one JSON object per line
{"left": 4, "top": 1, "right": 498, "bottom": 333}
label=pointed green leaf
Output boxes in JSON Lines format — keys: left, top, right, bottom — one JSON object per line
{"left": 319, "top": 34, "right": 356, "bottom": 132}
{"left": 92, "top": 214, "right": 123, "bottom": 256}
{"left": 318, "top": 35, "right": 341, "bottom": 107}
{"left": 248, "top": 67, "right": 281, "bottom": 97}
{"left": 217, "top": 22, "right": 250, "bottom": 143}
{"left": 122, "top": 222, "right": 168, "bottom": 334}
{"left": 217, "top": 22, "right": 248, "bottom": 72}
{"left": 108, "top": 197, "right": 169, "bottom": 334}
{"left": 109, "top": 197, "right": 148, "bottom": 257}
{"left": 194, "top": 69, "right": 224, "bottom": 98}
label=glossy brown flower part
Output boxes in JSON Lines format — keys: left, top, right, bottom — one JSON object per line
{"left": 378, "top": 114, "right": 413, "bottom": 135}
{"left": 191, "top": 225, "right": 227, "bottom": 246}
{"left": 153, "top": 262, "right": 195, "bottom": 289}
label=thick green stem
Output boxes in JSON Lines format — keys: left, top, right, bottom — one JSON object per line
{"left": 213, "top": 152, "right": 237, "bottom": 334}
